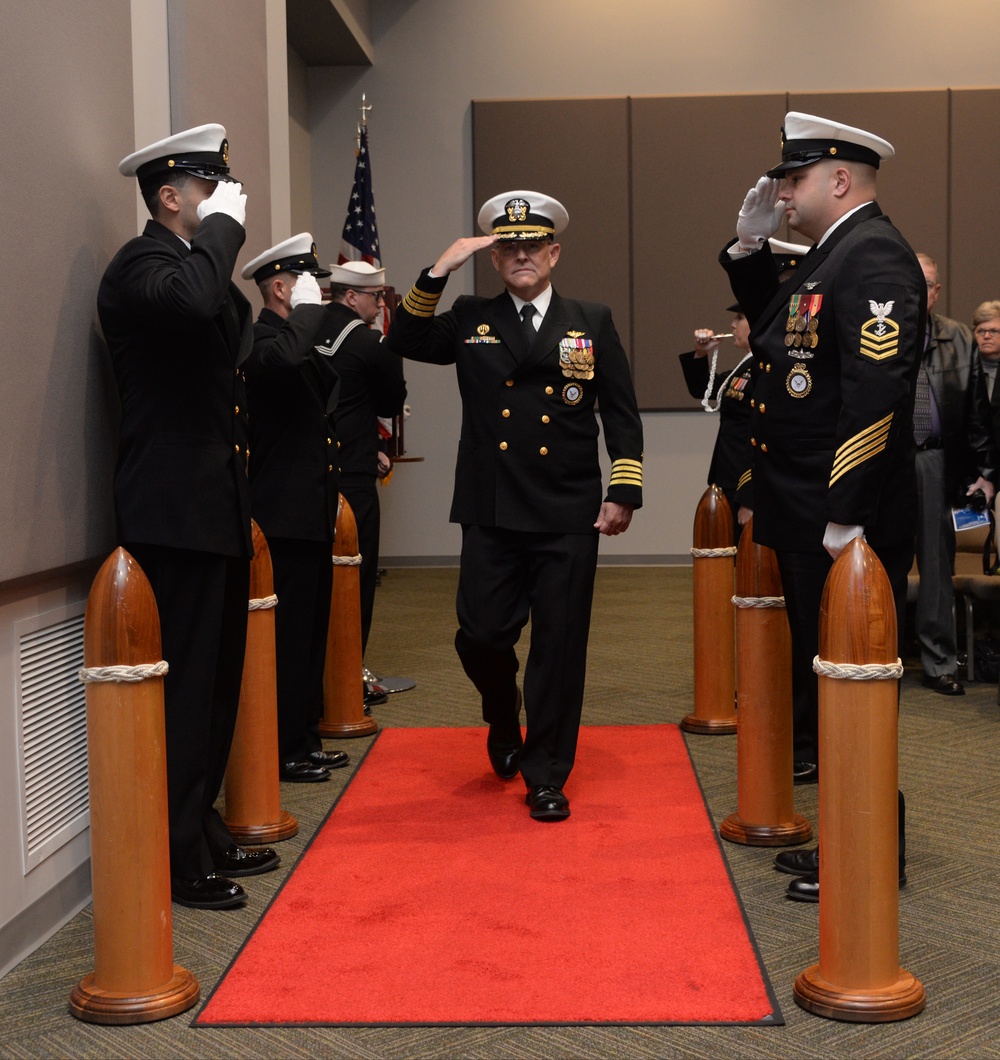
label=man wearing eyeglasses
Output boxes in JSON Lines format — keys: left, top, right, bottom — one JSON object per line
{"left": 910, "top": 254, "right": 995, "bottom": 697}
{"left": 326, "top": 262, "right": 407, "bottom": 671}
{"left": 241, "top": 234, "right": 354, "bottom": 784}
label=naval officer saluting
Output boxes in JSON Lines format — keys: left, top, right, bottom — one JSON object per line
{"left": 721, "top": 112, "right": 923, "bottom": 899}
{"left": 388, "top": 191, "right": 643, "bottom": 821}
{"left": 98, "top": 124, "right": 279, "bottom": 908}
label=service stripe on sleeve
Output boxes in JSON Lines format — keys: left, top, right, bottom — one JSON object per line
{"left": 829, "top": 412, "right": 893, "bottom": 486}
{"left": 737, "top": 469, "right": 752, "bottom": 490}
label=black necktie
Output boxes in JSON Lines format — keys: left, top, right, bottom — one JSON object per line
{"left": 520, "top": 302, "right": 537, "bottom": 343}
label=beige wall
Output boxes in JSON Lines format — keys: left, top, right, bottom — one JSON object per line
{"left": 307, "top": 0, "right": 1000, "bottom": 562}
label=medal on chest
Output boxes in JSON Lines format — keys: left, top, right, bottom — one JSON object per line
{"left": 784, "top": 294, "right": 823, "bottom": 357}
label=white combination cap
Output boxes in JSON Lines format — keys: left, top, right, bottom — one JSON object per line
{"left": 241, "top": 233, "right": 331, "bottom": 282}
{"left": 767, "top": 112, "right": 894, "bottom": 177}
{"left": 477, "top": 190, "right": 568, "bottom": 240}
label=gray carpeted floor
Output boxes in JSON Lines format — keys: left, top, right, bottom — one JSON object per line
{"left": 1, "top": 566, "right": 997, "bottom": 1059}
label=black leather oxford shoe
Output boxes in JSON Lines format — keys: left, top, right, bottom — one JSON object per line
{"left": 171, "top": 874, "right": 246, "bottom": 909}
{"left": 793, "top": 761, "right": 819, "bottom": 784}
{"left": 785, "top": 863, "right": 907, "bottom": 903}
{"left": 923, "top": 672, "right": 965, "bottom": 696}
{"left": 486, "top": 687, "right": 523, "bottom": 779}
{"left": 308, "top": 749, "right": 350, "bottom": 769}
{"left": 214, "top": 843, "right": 280, "bottom": 877}
{"left": 525, "top": 785, "right": 570, "bottom": 821}
{"left": 280, "top": 761, "right": 330, "bottom": 782}
{"left": 774, "top": 846, "right": 819, "bottom": 876}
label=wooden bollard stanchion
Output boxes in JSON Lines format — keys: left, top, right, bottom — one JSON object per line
{"left": 321, "top": 494, "right": 378, "bottom": 737}
{"left": 69, "top": 549, "right": 199, "bottom": 1024}
{"left": 793, "top": 538, "right": 925, "bottom": 1022}
{"left": 223, "top": 521, "right": 298, "bottom": 844}
{"left": 721, "top": 516, "right": 811, "bottom": 846}
{"left": 681, "top": 484, "right": 737, "bottom": 734}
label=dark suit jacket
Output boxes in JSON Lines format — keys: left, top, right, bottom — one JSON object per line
{"left": 245, "top": 303, "right": 345, "bottom": 542}
{"left": 97, "top": 216, "right": 253, "bottom": 557}
{"left": 721, "top": 203, "right": 925, "bottom": 553}
{"left": 387, "top": 270, "right": 643, "bottom": 532}
{"left": 924, "top": 313, "right": 996, "bottom": 495}
{"left": 679, "top": 349, "right": 753, "bottom": 507}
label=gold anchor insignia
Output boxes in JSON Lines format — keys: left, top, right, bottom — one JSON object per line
{"left": 477, "top": 324, "right": 490, "bottom": 335}
{"left": 222, "top": 139, "right": 229, "bottom": 166}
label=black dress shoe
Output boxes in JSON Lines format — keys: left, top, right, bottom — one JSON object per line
{"left": 171, "top": 874, "right": 246, "bottom": 909}
{"left": 923, "top": 672, "right": 965, "bottom": 696}
{"left": 525, "top": 785, "right": 570, "bottom": 821}
{"left": 774, "top": 846, "right": 819, "bottom": 876}
{"left": 363, "top": 689, "right": 387, "bottom": 716}
{"left": 308, "top": 749, "right": 350, "bottom": 769}
{"left": 793, "top": 761, "right": 819, "bottom": 784}
{"left": 486, "top": 688, "right": 523, "bottom": 779}
{"left": 214, "top": 843, "right": 280, "bottom": 877}
{"left": 280, "top": 761, "right": 330, "bottom": 783}
{"left": 785, "top": 863, "right": 907, "bottom": 903}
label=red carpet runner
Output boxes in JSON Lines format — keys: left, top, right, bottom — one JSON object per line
{"left": 196, "top": 725, "right": 781, "bottom": 1026}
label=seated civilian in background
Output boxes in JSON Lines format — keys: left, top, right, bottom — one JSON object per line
{"left": 973, "top": 300, "right": 1000, "bottom": 408}
{"left": 241, "top": 234, "right": 352, "bottom": 783}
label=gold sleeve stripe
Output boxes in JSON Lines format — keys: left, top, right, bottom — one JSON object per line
{"left": 829, "top": 412, "right": 893, "bottom": 486}
{"left": 737, "top": 469, "right": 752, "bottom": 490}
{"left": 401, "top": 286, "right": 441, "bottom": 318}
{"left": 610, "top": 458, "right": 643, "bottom": 487}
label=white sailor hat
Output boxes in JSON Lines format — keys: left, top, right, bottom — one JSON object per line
{"left": 767, "top": 112, "right": 894, "bottom": 178}
{"left": 768, "top": 237, "right": 811, "bottom": 272}
{"left": 477, "top": 190, "right": 568, "bottom": 241}
{"left": 241, "top": 233, "right": 331, "bottom": 283}
{"left": 119, "top": 123, "right": 234, "bottom": 187}
{"left": 327, "top": 260, "right": 386, "bottom": 288}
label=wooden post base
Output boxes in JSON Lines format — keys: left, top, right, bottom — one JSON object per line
{"left": 793, "top": 963, "right": 926, "bottom": 1023}
{"left": 226, "top": 808, "right": 299, "bottom": 845}
{"left": 319, "top": 716, "right": 378, "bottom": 738}
{"left": 680, "top": 712, "right": 737, "bottom": 735}
{"left": 720, "top": 813, "right": 812, "bottom": 847}
{"left": 69, "top": 965, "right": 199, "bottom": 1025}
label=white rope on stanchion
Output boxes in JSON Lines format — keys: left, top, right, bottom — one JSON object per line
{"left": 732, "top": 595, "right": 786, "bottom": 609}
{"left": 691, "top": 546, "right": 738, "bottom": 558}
{"left": 79, "top": 661, "right": 169, "bottom": 684}
{"left": 332, "top": 553, "right": 362, "bottom": 566}
{"left": 813, "top": 655, "right": 904, "bottom": 681}
{"left": 248, "top": 594, "right": 278, "bottom": 611}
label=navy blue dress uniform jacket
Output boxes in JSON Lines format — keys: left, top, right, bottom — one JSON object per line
{"left": 97, "top": 216, "right": 253, "bottom": 558}
{"left": 721, "top": 204, "right": 925, "bottom": 554}
{"left": 387, "top": 269, "right": 643, "bottom": 529}
{"left": 679, "top": 350, "right": 754, "bottom": 509}
{"left": 245, "top": 304, "right": 345, "bottom": 542}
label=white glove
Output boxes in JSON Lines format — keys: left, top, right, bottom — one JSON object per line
{"left": 196, "top": 180, "right": 246, "bottom": 227}
{"left": 736, "top": 176, "right": 784, "bottom": 252}
{"left": 290, "top": 272, "right": 323, "bottom": 307}
{"left": 823, "top": 522, "right": 864, "bottom": 559}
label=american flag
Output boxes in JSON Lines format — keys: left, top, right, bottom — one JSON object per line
{"left": 338, "top": 125, "right": 381, "bottom": 267}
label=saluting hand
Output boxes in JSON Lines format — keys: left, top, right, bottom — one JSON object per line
{"left": 736, "top": 175, "right": 784, "bottom": 253}
{"left": 431, "top": 235, "right": 497, "bottom": 276}
{"left": 197, "top": 180, "right": 247, "bottom": 227}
